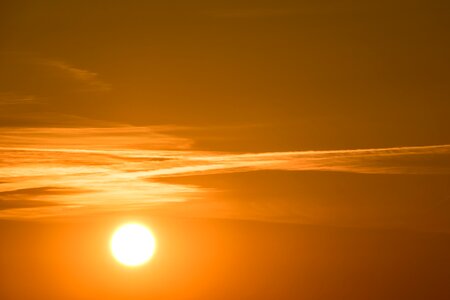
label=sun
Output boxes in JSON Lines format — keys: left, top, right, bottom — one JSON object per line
{"left": 110, "top": 223, "right": 156, "bottom": 267}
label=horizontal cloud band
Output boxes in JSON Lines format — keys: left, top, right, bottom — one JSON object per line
{"left": 0, "top": 126, "right": 448, "bottom": 219}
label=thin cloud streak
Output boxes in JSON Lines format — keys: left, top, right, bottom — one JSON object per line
{"left": 0, "top": 125, "right": 448, "bottom": 219}
{"left": 0, "top": 127, "right": 193, "bottom": 150}
{"left": 0, "top": 93, "right": 40, "bottom": 106}
{"left": 42, "top": 60, "right": 111, "bottom": 92}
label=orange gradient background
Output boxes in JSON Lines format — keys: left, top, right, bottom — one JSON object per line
{"left": 1, "top": 1, "right": 449, "bottom": 299}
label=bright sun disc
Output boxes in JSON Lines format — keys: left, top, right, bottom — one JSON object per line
{"left": 110, "top": 223, "right": 156, "bottom": 267}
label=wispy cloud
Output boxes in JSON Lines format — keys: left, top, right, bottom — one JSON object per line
{"left": 0, "top": 125, "right": 448, "bottom": 219}
{"left": 0, "top": 92, "right": 40, "bottom": 106}
{"left": 0, "top": 127, "right": 192, "bottom": 150}
{"left": 43, "top": 60, "right": 111, "bottom": 92}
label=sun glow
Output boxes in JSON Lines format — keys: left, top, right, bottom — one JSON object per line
{"left": 110, "top": 223, "right": 156, "bottom": 267}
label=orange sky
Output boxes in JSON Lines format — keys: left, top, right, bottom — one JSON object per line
{"left": 1, "top": 1, "right": 450, "bottom": 299}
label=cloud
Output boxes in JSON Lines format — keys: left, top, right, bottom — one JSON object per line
{"left": 42, "top": 60, "right": 111, "bottom": 92}
{"left": 0, "top": 112, "right": 122, "bottom": 128}
{"left": 0, "top": 53, "right": 111, "bottom": 98}
{"left": 0, "top": 123, "right": 448, "bottom": 219}
{"left": 0, "top": 199, "right": 58, "bottom": 211}
{"left": 0, "top": 92, "right": 40, "bottom": 106}
{"left": 0, "top": 126, "right": 192, "bottom": 150}
{"left": 0, "top": 187, "right": 82, "bottom": 211}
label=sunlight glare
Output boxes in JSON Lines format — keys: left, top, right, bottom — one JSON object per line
{"left": 110, "top": 223, "right": 156, "bottom": 267}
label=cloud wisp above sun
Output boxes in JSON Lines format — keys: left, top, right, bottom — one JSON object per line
{"left": 41, "top": 60, "right": 112, "bottom": 92}
{"left": 0, "top": 125, "right": 448, "bottom": 220}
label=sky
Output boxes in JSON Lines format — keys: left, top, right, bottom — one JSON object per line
{"left": 1, "top": 1, "right": 450, "bottom": 299}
